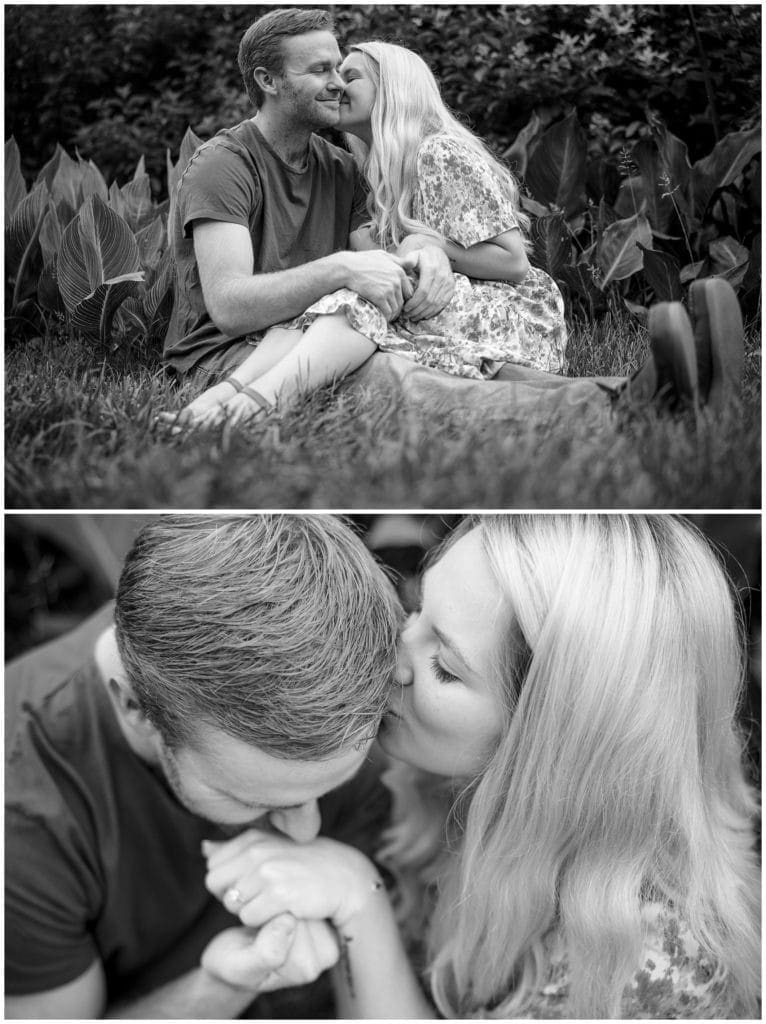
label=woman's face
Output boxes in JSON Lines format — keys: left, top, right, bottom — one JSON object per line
{"left": 379, "top": 528, "right": 506, "bottom": 777}
{"left": 338, "top": 51, "right": 377, "bottom": 142}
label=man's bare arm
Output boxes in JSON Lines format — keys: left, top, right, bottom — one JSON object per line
{"left": 6, "top": 916, "right": 335, "bottom": 1020}
{"left": 194, "top": 221, "right": 412, "bottom": 335}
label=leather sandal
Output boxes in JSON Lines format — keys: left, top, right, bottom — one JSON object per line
{"left": 688, "top": 277, "right": 744, "bottom": 413}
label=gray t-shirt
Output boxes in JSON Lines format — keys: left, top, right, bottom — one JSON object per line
{"left": 163, "top": 120, "right": 365, "bottom": 375}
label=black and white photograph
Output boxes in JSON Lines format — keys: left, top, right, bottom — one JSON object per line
{"left": 3, "top": 3, "right": 762, "bottom": 1020}
{"left": 4, "top": 513, "right": 762, "bottom": 1017}
{"left": 4, "top": 4, "right": 761, "bottom": 508}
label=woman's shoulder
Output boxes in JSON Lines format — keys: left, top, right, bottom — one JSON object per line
{"left": 417, "top": 131, "right": 474, "bottom": 164}
{"left": 530, "top": 903, "right": 735, "bottom": 1019}
{"left": 622, "top": 902, "right": 733, "bottom": 1018}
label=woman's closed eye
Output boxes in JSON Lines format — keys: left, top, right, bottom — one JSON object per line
{"left": 430, "top": 655, "right": 459, "bottom": 684}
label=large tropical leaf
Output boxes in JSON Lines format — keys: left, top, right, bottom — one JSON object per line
{"left": 37, "top": 255, "right": 66, "bottom": 314}
{"left": 135, "top": 214, "right": 166, "bottom": 272}
{"left": 167, "top": 126, "right": 204, "bottom": 230}
{"left": 48, "top": 146, "right": 83, "bottom": 218}
{"left": 525, "top": 111, "right": 587, "bottom": 219}
{"left": 118, "top": 173, "right": 155, "bottom": 232}
{"left": 597, "top": 213, "right": 652, "bottom": 288}
{"left": 69, "top": 276, "right": 145, "bottom": 344}
{"left": 39, "top": 197, "right": 64, "bottom": 266}
{"left": 58, "top": 194, "right": 142, "bottom": 308}
{"left": 6, "top": 180, "right": 48, "bottom": 277}
{"left": 634, "top": 132, "right": 692, "bottom": 234}
{"left": 503, "top": 112, "right": 542, "bottom": 178}
{"left": 708, "top": 235, "right": 750, "bottom": 289}
{"left": 691, "top": 126, "right": 761, "bottom": 220}
{"left": 34, "top": 144, "right": 67, "bottom": 192}
{"left": 637, "top": 243, "right": 682, "bottom": 302}
{"left": 77, "top": 155, "right": 109, "bottom": 205}
{"left": 530, "top": 211, "right": 571, "bottom": 281}
{"left": 5, "top": 137, "right": 27, "bottom": 226}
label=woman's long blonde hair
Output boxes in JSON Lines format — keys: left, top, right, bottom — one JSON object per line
{"left": 380, "top": 514, "right": 760, "bottom": 1018}
{"left": 345, "top": 42, "right": 529, "bottom": 249}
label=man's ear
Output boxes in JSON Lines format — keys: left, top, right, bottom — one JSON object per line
{"left": 107, "top": 675, "right": 157, "bottom": 742}
{"left": 252, "top": 66, "right": 279, "bottom": 99}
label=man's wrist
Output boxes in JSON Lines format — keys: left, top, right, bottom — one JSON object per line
{"left": 321, "top": 250, "right": 354, "bottom": 291}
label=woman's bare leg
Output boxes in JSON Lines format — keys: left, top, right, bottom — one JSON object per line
{"left": 222, "top": 314, "right": 377, "bottom": 425}
{"left": 166, "top": 328, "right": 303, "bottom": 425}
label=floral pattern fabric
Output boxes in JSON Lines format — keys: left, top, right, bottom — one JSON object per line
{"left": 292, "top": 134, "right": 568, "bottom": 380}
{"left": 528, "top": 903, "right": 736, "bottom": 1019}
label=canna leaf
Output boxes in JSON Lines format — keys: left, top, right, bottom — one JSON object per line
{"left": 525, "top": 111, "right": 588, "bottom": 219}
{"left": 118, "top": 173, "right": 155, "bottom": 232}
{"left": 135, "top": 214, "right": 166, "bottom": 272}
{"left": 637, "top": 243, "right": 682, "bottom": 302}
{"left": 5, "top": 137, "right": 27, "bottom": 226}
{"left": 530, "top": 211, "right": 571, "bottom": 281}
{"left": 49, "top": 146, "right": 83, "bottom": 216}
{"left": 167, "top": 126, "right": 204, "bottom": 230}
{"left": 58, "top": 194, "right": 142, "bottom": 312}
{"left": 69, "top": 276, "right": 145, "bottom": 345}
{"left": 6, "top": 180, "right": 48, "bottom": 276}
{"left": 34, "top": 144, "right": 66, "bottom": 192}
{"left": 37, "top": 254, "right": 66, "bottom": 314}
{"left": 503, "top": 112, "right": 542, "bottom": 178}
{"left": 39, "top": 197, "right": 64, "bottom": 266}
{"left": 708, "top": 236, "right": 750, "bottom": 289}
{"left": 77, "top": 155, "right": 109, "bottom": 205}
{"left": 691, "top": 126, "right": 761, "bottom": 220}
{"left": 598, "top": 212, "right": 652, "bottom": 288}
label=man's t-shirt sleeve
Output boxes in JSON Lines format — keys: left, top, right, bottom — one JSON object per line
{"left": 177, "top": 141, "right": 261, "bottom": 239}
{"left": 5, "top": 807, "right": 100, "bottom": 994}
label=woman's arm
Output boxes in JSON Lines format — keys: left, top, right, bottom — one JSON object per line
{"left": 349, "top": 224, "right": 379, "bottom": 251}
{"left": 332, "top": 888, "right": 433, "bottom": 1019}
{"left": 397, "top": 228, "right": 529, "bottom": 284}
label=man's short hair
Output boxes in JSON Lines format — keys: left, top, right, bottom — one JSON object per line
{"left": 114, "top": 515, "right": 400, "bottom": 759}
{"left": 238, "top": 8, "right": 335, "bottom": 108}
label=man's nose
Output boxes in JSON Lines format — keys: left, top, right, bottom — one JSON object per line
{"left": 269, "top": 799, "right": 321, "bottom": 843}
{"left": 327, "top": 68, "right": 345, "bottom": 93}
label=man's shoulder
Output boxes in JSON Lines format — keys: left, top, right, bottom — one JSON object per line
{"left": 5, "top": 603, "right": 113, "bottom": 750}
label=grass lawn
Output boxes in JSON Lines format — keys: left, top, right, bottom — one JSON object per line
{"left": 5, "top": 308, "right": 760, "bottom": 509}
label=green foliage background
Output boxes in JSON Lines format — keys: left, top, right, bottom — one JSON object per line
{"left": 6, "top": 4, "right": 761, "bottom": 195}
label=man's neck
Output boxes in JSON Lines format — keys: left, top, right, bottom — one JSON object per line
{"left": 251, "top": 111, "right": 313, "bottom": 170}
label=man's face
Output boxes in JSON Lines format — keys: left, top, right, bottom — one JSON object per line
{"left": 157, "top": 721, "right": 370, "bottom": 842}
{"left": 270, "top": 30, "right": 344, "bottom": 130}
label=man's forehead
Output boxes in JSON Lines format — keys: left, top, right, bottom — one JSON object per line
{"left": 280, "top": 30, "right": 340, "bottom": 68}
{"left": 184, "top": 725, "right": 368, "bottom": 797}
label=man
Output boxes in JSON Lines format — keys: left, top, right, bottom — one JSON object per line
{"left": 162, "top": 8, "right": 744, "bottom": 427}
{"left": 5, "top": 515, "right": 401, "bottom": 1018}
{"left": 163, "top": 7, "right": 453, "bottom": 387}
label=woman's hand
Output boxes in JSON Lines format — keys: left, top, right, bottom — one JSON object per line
{"left": 203, "top": 831, "right": 383, "bottom": 930}
{"left": 349, "top": 224, "right": 379, "bottom": 251}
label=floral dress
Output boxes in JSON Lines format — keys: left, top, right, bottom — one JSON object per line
{"left": 291, "top": 134, "right": 567, "bottom": 381}
{"left": 525, "top": 903, "right": 738, "bottom": 1019}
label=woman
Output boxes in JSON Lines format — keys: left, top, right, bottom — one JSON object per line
{"left": 177, "top": 43, "right": 567, "bottom": 427}
{"left": 203, "top": 515, "right": 760, "bottom": 1017}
